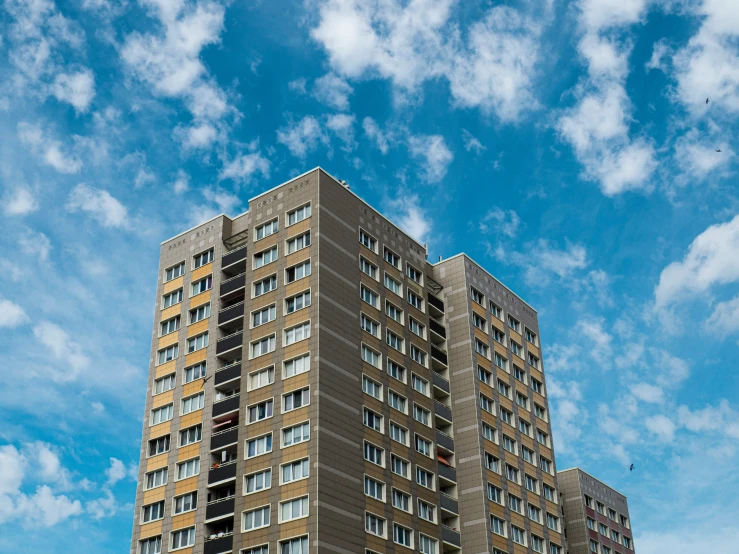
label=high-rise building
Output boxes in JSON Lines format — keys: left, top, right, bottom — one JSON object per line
{"left": 131, "top": 168, "right": 565, "bottom": 554}
{"left": 557, "top": 468, "right": 635, "bottom": 554}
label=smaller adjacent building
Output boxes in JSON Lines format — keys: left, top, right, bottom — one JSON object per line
{"left": 558, "top": 468, "right": 635, "bottom": 554}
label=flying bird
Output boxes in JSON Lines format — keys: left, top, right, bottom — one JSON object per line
{"left": 716, "top": 149, "right": 722, "bottom": 153}
{"left": 706, "top": 98, "right": 709, "bottom": 104}
{"left": 629, "top": 464, "right": 634, "bottom": 471}
{"left": 200, "top": 374, "right": 212, "bottom": 388}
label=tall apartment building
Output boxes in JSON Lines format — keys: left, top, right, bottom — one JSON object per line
{"left": 557, "top": 469, "right": 635, "bottom": 554}
{"left": 131, "top": 168, "right": 565, "bottom": 554}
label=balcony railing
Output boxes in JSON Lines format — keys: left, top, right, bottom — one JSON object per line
{"left": 429, "top": 317, "right": 447, "bottom": 339}
{"left": 442, "top": 526, "right": 461, "bottom": 547}
{"left": 218, "top": 301, "right": 244, "bottom": 325}
{"left": 216, "top": 331, "right": 243, "bottom": 356}
{"left": 212, "top": 395, "right": 239, "bottom": 418}
{"left": 221, "top": 245, "right": 247, "bottom": 271}
{"left": 427, "top": 292, "right": 445, "bottom": 313}
{"left": 436, "top": 429, "right": 454, "bottom": 452}
{"left": 432, "top": 372, "right": 450, "bottom": 395}
{"left": 205, "top": 495, "right": 235, "bottom": 522}
{"left": 207, "top": 460, "right": 237, "bottom": 485}
{"left": 434, "top": 400, "right": 453, "bottom": 422}
{"left": 431, "top": 344, "right": 448, "bottom": 366}
{"left": 219, "top": 272, "right": 246, "bottom": 298}
{"left": 438, "top": 463, "right": 457, "bottom": 483}
{"left": 203, "top": 533, "right": 233, "bottom": 554}
{"left": 210, "top": 427, "right": 238, "bottom": 451}
{"left": 440, "top": 493, "right": 459, "bottom": 514}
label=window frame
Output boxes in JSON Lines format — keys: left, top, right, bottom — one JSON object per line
{"left": 164, "top": 260, "right": 185, "bottom": 283}
{"left": 253, "top": 245, "right": 278, "bottom": 270}
{"left": 242, "top": 504, "right": 271, "bottom": 533}
{"left": 285, "top": 202, "right": 312, "bottom": 227}
{"left": 254, "top": 217, "right": 278, "bottom": 242}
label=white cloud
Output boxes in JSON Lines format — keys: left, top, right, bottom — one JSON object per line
{"left": 645, "top": 414, "right": 676, "bottom": 442}
{"left": 645, "top": 38, "right": 670, "bottom": 72}
{"left": 91, "top": 401, "right": 105, "bottom": 413}
{"left": 86, "top": 489, "right": 118, "bottom": 519}
{"left": 325, "top": 113, "right": 356, "bottom": 151}
{"left": 654, "top": 214, "right": 739, "bottom": 308}
{"left": 33, "top": 321, "right": 91, "bottom": 381}
{"left": 288, "top": 77, "right": 307, "bottom": 94}
{"left": 578, "top": 318, "right": 613, "bottom": 364}
{"left": 51, "top": 68, "right": 95, "bottom": 112}
{"left": 311, "top": 1, "right": 541, "bottom": 122}
{"left": 362, "top": 116, "right": 390, "bottom": 154}
{"left": 172, "top": 169, "right": 190, "bottom": 194}
{"left": 478, "top": 207, "right": 520, "bottom": 238}
{"left": 384, "top": 193, "right": 431, "bottom": 244}
{"left": 706, "top": 295, "right": 739, "bottom": 338}
{"left": 630, "top": 382, "right": 664, "bottom": 404}
{"left": 66, "top": 184, "right": 128, "bottom": 228}
{"left": 276, "top": 116, "right": 329, "bottom": 158}
{"left": 674, "top": 129, "right": 733, "bottom": 179}
{"left": 498, "top": 239, "right": 588, "bottom": 286}
{"left": 104, "top": 458, "right": 127, "bottom": 486}
{"left": 18, "top": 228, "right": 52, "bottom": 261}
{"left": 18, "top": 121, "right": 82, "bottom": 174}
{"left": 3, "top": 187, "right": 38, "bottom": 215}
{"left": 312, "top": 72, "right": 353, "bottom": 110}
{"left": 0, "top": 298, "right": 28, "bottom": 328}
{"left": 677, "top": 401, "right": 739, "bottom": 439}
{"left": 14, "top": 485, "right": 82, "bottom": 528}
{"left": 407, "top": 133, "right": 453, "bottom": 182}
{"left": 201, "top": 188, "right": 241, "bottom": 214}
{"left": 219, "top": 152, "right": 270, "bottom": 183}
{"left": 461, "top": 129, "right": 486, "bottom": 154}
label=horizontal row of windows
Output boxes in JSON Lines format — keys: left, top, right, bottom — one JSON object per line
{"left": 587, "top": 518, "right": 633, "bottom": 549}
{"left": 489, "top": 516, "right": 562, "bottom": 553}
{"left": 362, "top": 440, "right": 437, "bottom": 491}
{"left": 487, "top": 483, "right": 560, "bottom": 528}
{"left": 163, "top": 248, "right": 214, "bottom": 283}
{"left": 365, "top": 512, "right": 438, "bottom": 553}
{"left": 359, "top": 229, "right": 424, "bottom": 287}
{"left": 140, "top": 532, "right": 309, "bottom": 554}
{"left": 474, "top": 335, "right": 540, "bottom": 370}
{"left": 469, "top": 286, "right": 538, "bottom": 346}
{"left": 585, "top": 495, "right": 631, "bottom": 528}
{"left": 478, "top": 392, "right": 550, "bottom": 445}
{"left": 477, "top": 366, "right": 548, "bottom": 419}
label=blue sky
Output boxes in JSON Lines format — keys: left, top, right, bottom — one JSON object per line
{"left": 0, "top": 0, "right": 738, "bottom": 552}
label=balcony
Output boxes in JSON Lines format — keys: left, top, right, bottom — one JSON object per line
{"left": 210, "top": 427, "right": 238, "bottom": 451}
{"left": 429, "top": 318, "right": 447, "bottom": 340}
{"left": 440, "top": 494, "right": 459, "bottom": 515}
{"left": 220, "top": 272, "right": 246, "bottom": 301}
{"left": 438, "top": 463, "right": 457, "bottom": 484}
{"left": 215, "top": 362, "right": 241, "bottom": 387}
{"left": 212, "top": 394, "right": 239, "bottom": 418}
{"left": 208, "top": 460, "right": 237, "bottom": 485}
{"left": 221, "top": 245, "right": 247, "bottom": 276}
{"left": 436, "top": 430, "right": 454, "bottom": 453}
{"left": 435, "top": 401, "right": 453, "bottom": 423}
{"left": 218, "top": 302, "right": 244, "bottom": 329}
{"left": 428, "top": 292, "right": 445, "bottom": 314}
{"left": 203, "top": 532, "right": 233, "bottom": 554}
{"left": 216, "top": 330, "right": 243, "bottom": 358}
{"left": 205, "top": 496, "right": 235, "bottom": 522}
{"left": 432, "top": 372, "right": 450, "bottom": 395}
{"left": 431, "top": 344, "right": 448, "bottom": 367}
{"left": 442, "top": 526, "right": 461, "bottom": 548}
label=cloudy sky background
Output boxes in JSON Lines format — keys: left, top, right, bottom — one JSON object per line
{"left": 1, "top": 0, "right": 738, "bottom": 552}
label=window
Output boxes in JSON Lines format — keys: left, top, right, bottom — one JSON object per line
{"left": 519, "top": 418, "right": 531, "bottom": 436}
{"left": 148, "top": 435, "right": 170, "bottom": 457}
{"left": 490, "top": 301, "right": 503, "bottom": 319}
{"left": 251, "top": 335, "right": 276, "bottom": 358}
{"left": 361, "top": 313, "right": 379, "bottom": 336}
{"left": 590, "top": 540, "right": 599, "bottom": 553}
{"left": 362, "top": 375, "right": 382, "bottom": 399}
{"left": 412, "top": 374, "right": 429, "bottom": 395}
{"left": 514, "top": 365, "right": 527, "bottom": 384}
{"left": 386, "top": 301, "right": 404, "bottom": 323}
{"left": 482, "top": 422, "right": 497, "bottom": 443}
{"left": 623, "top": 537, "right": 632, "bottom": 548}
{"left": 511, "top": 525, "right": 527, "bottom": 546}
{"left": 171, "top": 527, "right": 195, "bottom": 550}
{"left": 252, "top": 305, "right": 276, "bottom": 327}
{"left": 393, "top": 523, "right": 412, "bottom": 548}
{"left": 157, "top": 344, "right": 178, "bottom": 365}
{"left": 362, "top": 344, "right": 381, "bottom": 367}
{"left": 537, "top": 429, "right": 550, "bottom": 446}
{"left": 243, "top": 505, "right": 270, "bottom": 531}
{"left": 363, "top": 408, "right": 383, "bottom": 433}
{"left": 281, "top": 458, "right": 309, "bottom": 484}
{"left": 416, "top": 467, "right": 434, "bottom": 490}
{"left": 181, "top": 392, "right": 204, "bottom": 415}
{"left": 280, "top": 496, "right": 309, "bottom": 522}
{"left": 506, "top": 464, "right": 520, "bottom": 483}
{"left": 388, "top": 390, "right": 407, "bottom": 413}
{"left": 384, "top": 273, "right": 401, "bottom": 295}
{"left": 179, "top": 424, "right": 201, "bottom": 447}
{"left": 254, "top": 246, "right": 277, "bottom": 268}
{"left": 286, "top": 259, "right": 311, "bottom": 283}
{"left": 503, "top": 434, "right": 517, "bottom": 454}
{"left": 174, "top": 492, "right": 197, "bottom": 515}
{"left": 528, "top": 503, "right": 542, "bottom": 522}
{"left": 359, "top": 229, "right": 377, "bottom": 252}
{"left": 525, "top": 328, "right": 537, "bottom": 345}
{"left": 547, "top": 513, "right": 560, "bottom": 532}
{"left": 495, "top": 352, "right": 508, "bottom": 371}
{"left": 287, "top": 203, "right": 311, "bottom": 225}
{"left": 162, "top": 288, "right": 183, "bottom": 308}
{"left": 176, "top": 458, "right": 200, "bottom": 480}
{"left": 193, "top": 248, "right": 214, "bottom": 269}
{"left": 189, "top": 303, "right": 210, "bottom": 324}
{"left": 550, "top": 544, "right": 562, "bottom": 554}
{"left": 244, "top": 546, "right": 269, "bottom": 554}
{"left": 284, "top": 322, "right": 311, "bottom": 346}
{"left": 603, "top": 547, "right": 612, "bottom": 554}
{"left": 475, "top": 339, "right": 489, "bottom": 358}
{"left": 508, "top": 315, "right": 521, "bottom": 332}
{"left": 480, "top": 394, "right": 494, "bottom": 413}
{"left": 472, "top": 312, "right": 487, "bottom": 331}
{"left": 470, "top": 287, "right": 484, "bottom": 304}
{"left": 360, "top": 256, "right": 378, "bottom": 279}
{"left": 142, "top": 501, "right": 165, "bottom": 523}
{"left": 500, "top": 407, "right": 513, "bottom": 425}
{"left": 407, "top": 290, "right": 423, "bottom": 311}
{"left": 532, "top": 378, "right": 543, "bottom": 394}
{"left": 186, "top": 332, "right": 208, "bottom": 353}
{"left": 478, "top": 366, "right": 492, "bottom": 385}
{"left": 544, "top": 484, "right": 556, "bottom": 502}
{"left": 528, "top": 352, "right": 540, "bottom": 369}
{"left": 485, "top": 453, "right": 500, "bottom": 473}
{"left": 413, "top": 404, "right": 431, "bottom": 426}
{"left": 286, "top": 231, "right": 311, "bottom": 254}
{"left": 406, "top": 264, "right": 422, "bottom": 284}
{"left": 498, "top": 379, "right": 511, "bottom": 398}
{"left": 282, "top": 422, "right": 310, "bottom": 447}
{"left": 620, "top": 514, "right": 630, "bottom": 528}
{"left": 599, "top": 523, "right": 608, "bottom": 535}
{"left": 511, "top": 341, "right": 523, "bottom": 357}
{"left": 248, "top": 366, "right": 274, "bottom": 390}
{"left": 160, "top": 315, "right": 180, "bottom": 336}
{"left": 418, "top": 500, "right": 435, "bottom": 522}
{"left": 531, "top": 534, "right": 544, "bottom": 553}
{"left": 584, "top": 495, "right": 593, "bottom": 508}
{"left": 284, "top": 353, "right": 310, "bottom": 378}
{"left": 517, "top": 392, "right": 529, "bottom": 410}
{"left": 493, "top": 328, "right": 506, "bottom": 345}
{"left": 255, "top": 218, "right": 278, "bottom": 240}
{"left": 509, "top": 494, "right": 522, "bottom": 513}
{"left": 419, "top": 535, "right": 437, "bottom": 554}
{"left": 611, "top": 529, "right": 620, "bottom": 542}
{"left": 145, "top": 468, "right": 167, "bottom": 490}
{"left": 410, "top": 345, "right": 427, "bottom": 366}
{"left": 283, "top": 387, "right": 309, "bottom": 412}
{"left": 487, "top": 484, "right": 502, "bottom": 504}
{"left": 364, "top": 441, "right": 384, "bottom": 466}
{"left": 384, "top": 247, "right": 400, "bottom": 269}
{"left": 415, "top": 434, "right": 432, "bottom": 457}
{"left": 165, "top": 262, "right": 185, "bottom": 282}
{"left": 244, "top": 468, "right": 272, "bottom": 495}
{"left": 151, "top": 404, "right": 173, "bottom": 425}
{"left": 154, "top": 374, "right": 175, "bottom": 395}
{"left": 409, "top": 317, "right": 425, "bottom": 338}
{"left": 597, "top": 501, "right": 605, "bottom": 514}
{"left": 190, "top": 275, "right": 212, "bottom": 296}
{"left": 361, "top": 285, "right": 379, "bottom": 308}
{"left": 587, "top": 517, "right": 596, "bottom": 530}
{"left": 246, "top": 434, "right": 273, "bottom": 458}
{"left": 364, "top": 476, "right": 385, "bottom": 501}
{"left": 386, "top": 329, "right": 404, "bottom": 352}
{"left": 391, "top": 454, "right": 409, "bottom": 478}
{"left": 280, "top": 536, "right": 309, "bottom": 554}
{"left": 247, "top": 399, "right": 274, "bottom": 424}
{"left": 491, "top": 515, "right": 506, "bottom": 536}
{"left": 254, "top": 275, "right": 277, "bottom": 297}
{"left": 365, "top": 512, "right": 386, "bottom": 537}
{"left": 387, "top": 359, "right": 406, "bottom": 382}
